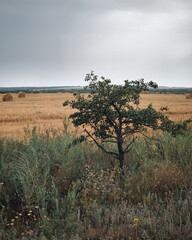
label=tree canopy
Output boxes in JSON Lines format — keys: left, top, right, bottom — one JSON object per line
{"left": 63, "top": 72, "right": 191, "bottom": 169}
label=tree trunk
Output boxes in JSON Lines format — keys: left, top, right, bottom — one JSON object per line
{"left": 118, "top": 141, "right": 124, "bottom": 169}
{"left": 118, "top": 141, "right": 125, "bottom": 184}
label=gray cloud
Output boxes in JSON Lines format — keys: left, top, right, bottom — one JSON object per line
{"left": 0, "top": 0, "right": 192, "bottom": 87}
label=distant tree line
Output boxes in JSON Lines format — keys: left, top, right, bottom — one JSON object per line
{"left": 0, "top": 86, "right": 192, "bottom": 94}
{"left": 0, "top": 87, "right": 88, "bottom": 94}
{"left": 149, "top": 88, "right": 192, "bottom": 94}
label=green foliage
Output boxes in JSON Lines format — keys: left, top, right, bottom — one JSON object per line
{"left": 63, "top": 72, "right": 191, "bottom": 168}
{"left": 1, "top": 129, "right": 192, "bottom": 239}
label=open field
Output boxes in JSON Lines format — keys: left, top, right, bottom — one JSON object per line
{"left": 0, "top": 92, "right": 192, "bottom": 139}
{"left": 1, "top": 92, "right": 192, "bottom": 239}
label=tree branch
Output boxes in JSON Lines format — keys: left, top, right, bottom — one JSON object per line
{"left": 140, "top": 132, "right": 162, "bottom": 142}
{"left": 104, "top": 109, "right": 118, "bottom": 133}
{"left": 101, "top": 139, "right": 118, "bottom": 144}
{"left": 124, "top": 136, "right": 138, "bottom": 153}
{"left": 111, "top": 102, "right": 121, "bottom": 115}
{"left": 85, "top": 129, "right": 119, "bottom": 159}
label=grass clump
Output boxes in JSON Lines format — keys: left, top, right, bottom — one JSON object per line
{"left": 0, "top": 128, "right": 192, "bottom": 239}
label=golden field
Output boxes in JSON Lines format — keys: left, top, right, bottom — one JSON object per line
{"left": 0, "top": 92, "right": 192, "bottom": 139}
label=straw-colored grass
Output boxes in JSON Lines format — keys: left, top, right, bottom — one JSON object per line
{"left": 0, "top": 92, "right": 192, "bottom": 139}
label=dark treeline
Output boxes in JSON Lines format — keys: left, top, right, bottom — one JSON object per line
{"left": 0, "top": 86, "right": 86, "bottom": 94}
{"left": 149, "top": 88, "right": 192, "bottom": 94}
{"left": 0, "top": 86, "right": 192, "bottom": 94}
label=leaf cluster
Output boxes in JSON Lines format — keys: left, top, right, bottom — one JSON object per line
{"left": 63, "top": 72, "right": 191, "bottom": 160}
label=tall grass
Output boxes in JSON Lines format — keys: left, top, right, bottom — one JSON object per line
{"left": 0, "top": 128, "right": 192, "bottom": 239}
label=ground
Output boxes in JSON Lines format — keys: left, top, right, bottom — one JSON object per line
{"left": 0, "top": 92, "right": 192, "bottom": 139}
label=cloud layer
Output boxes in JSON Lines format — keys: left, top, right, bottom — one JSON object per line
{"left": 0, "top": 0, "right": 192, "bottom": 87}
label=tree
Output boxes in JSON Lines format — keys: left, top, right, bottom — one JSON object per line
{"left": 63, "top": 72, "right": 191, "bottom": 170}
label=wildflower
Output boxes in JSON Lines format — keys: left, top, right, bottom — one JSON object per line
{"left": 85, "top": 165, "right": 90, "bottom": 171}
{"left": 134, "top": 218, "right": 138, "bottom": 223}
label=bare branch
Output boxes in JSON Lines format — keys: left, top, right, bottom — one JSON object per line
{"left": 140, "top": 132, "right": 162, "bottom": 142}
{"left": 104, "top": 109, "right": 118, "bottom": 133}
{"left": 124, "top": 136, "right": 138, "bottom": 153}
{"left": 101, "top": 139, "right": 118, "bottom": 144}
{"left": 85, "top": 129, "right": 119, "bottom": 159}
{"left": 111, "top": 102, "right": 121, "bottom": 115}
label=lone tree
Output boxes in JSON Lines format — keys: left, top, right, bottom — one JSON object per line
{"left": 63, "top": 72, "right": 191, "bottom": 169}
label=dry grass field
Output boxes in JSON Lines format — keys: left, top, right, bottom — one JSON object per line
{"left": 0, "top": 92, "right": 192, "bottom": 139}
{"left": 1, "top": 92, "right": 192, "bottom": 240}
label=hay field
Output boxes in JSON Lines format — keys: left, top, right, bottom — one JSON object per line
{"left": 0, "top": 92, "right": 192, "bottom": 139}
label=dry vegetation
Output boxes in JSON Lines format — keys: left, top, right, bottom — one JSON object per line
{"left": 18, "top": 91, "right": 26, "bottom": 98}
{"left": 0, "top": 92, "right": 192, "bottom": 139}
{"left": 2, "top": 93, "right": 13, "bottom": 102}
{"left": 1, "top": 92, "right": 192, "bottom": 239}
{"left": 140, "top": 90, "right": 149, "bottom": 94}
{"left": 186, "top": 93, "right": 192, "bottom": 99}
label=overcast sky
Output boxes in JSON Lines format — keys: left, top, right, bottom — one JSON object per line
{"left": 0, "top": 0, "right": 192, "bottom": 87}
